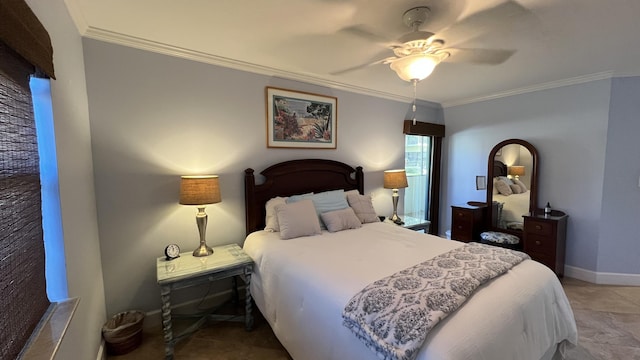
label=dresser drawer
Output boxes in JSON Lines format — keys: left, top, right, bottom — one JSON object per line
{"left": 526, "top": 220, "right": 553, "bottom": 236}
{"left": 525, "top": 234, "right": 555, "bottom": 253}
{"left": 453, "top": 209, "right": 473, "bottom": 223}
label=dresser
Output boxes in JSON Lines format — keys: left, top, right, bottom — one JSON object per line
{"left": 523, "top": 210, "right": 568, "bottom": 277}
{"left": 451, "top": 203, "right": 486, "bottom": 242}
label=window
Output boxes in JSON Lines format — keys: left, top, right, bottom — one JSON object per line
{"left": 402, "top": 120, "right": 444, "bottom": 235}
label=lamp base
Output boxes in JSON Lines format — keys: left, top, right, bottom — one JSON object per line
{"left": 192, "top": 243, "right": 213, "bottom": 257}
{"left": 389, "top": 214, "right": 404, "bottom": 225}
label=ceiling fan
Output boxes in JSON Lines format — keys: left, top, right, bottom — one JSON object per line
{"left": 332, "top": 1, "right": 529, "bottom": 81}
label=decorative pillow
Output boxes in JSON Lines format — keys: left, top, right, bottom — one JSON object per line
{"left": 264, "top": 196, "right": 287, "bottom": 232}
{"left": 494, "top": 179, "right": 513, "bottom": 196}
{"left": 286, "top": 192, "right": 314, "bottom": 203}
{"left": 275, "top": 199, "right": 321, "bottom": 240}
{"left": 344, "top": 189, "right": 360, "bottom": 198}
{"left": 320, "top": 207, "right": 362, "bottom": 232}
{"left": 513, "top": 178, "right": 528, "bottom": 192}
{"left": 509, "top": 184, "right": 523, "bottom": 194}
{"left": 498, "top": 176, "right": 513, "bottom": 184}
{"left": 346, "top": 192, "right": 380, "bottom": 223}
{"left": 288, "top": 189, "right": 350, "bottom": 229}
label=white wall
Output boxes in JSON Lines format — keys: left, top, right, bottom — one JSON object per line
{"left": 81, "top": 39, "right": 443, "bottom": 315}
{"left": 26, "top": 0, "right": 107, "bottom": 359}
{"left": 598, "top": 77, "right": 640, "bottom": 274}
{"left": 443, "top": 80, "right": 612, "bottom": 272}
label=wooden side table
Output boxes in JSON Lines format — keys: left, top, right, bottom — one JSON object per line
{"left": 451, "top": 203, "right": 487, "bottom": 242}
{"left": 523, "top": 209, "right": 568, "bottom": 277}
{"left": 156, "top": 244, "right": 253, "bottom": 359}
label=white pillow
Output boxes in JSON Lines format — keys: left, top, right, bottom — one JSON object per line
{"left": 346, "top": 192, "right": 380, "bottom": 223}
{"left": 288, "top": 189, "right": 349, "bottom": 229}
{"left": 513, "top": 178, "right": 528, "bottom": 192}
{"left": 495, "top": 179, "right": 513, "bottom": 196}
{"left": 264, "top": 196, "right": 286, "bottom": 232}
{"left": 320, "top": 207, "right": 362, "bottom": 232}
{"left": 275, "top": 199, "right": 321, "bottom": 240}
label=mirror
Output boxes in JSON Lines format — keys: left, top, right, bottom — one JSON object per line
{"left": 486, "top": 139, "right": 538, "bottom": 233}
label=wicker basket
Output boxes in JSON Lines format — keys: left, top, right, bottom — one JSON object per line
{"left": 102, "top": 310, "right": 145, "bottom": 355}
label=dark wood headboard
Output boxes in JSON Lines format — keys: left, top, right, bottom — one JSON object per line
{"left": 244, "top": 159, "right": 364, "bottom": 235}
{"left": 493, "top": 160, "right": 507, "bottom": 177}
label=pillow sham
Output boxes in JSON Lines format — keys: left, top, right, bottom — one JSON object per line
{"left": 494, "top": 179, "right": 513, "bottom": 196}
{"left": 275, "top": 199, "right": 321, "bottom": 240}
{"left": 513, "top": 178, "right": 528, "bottom": 192}
{"left": 264, "top": 196, "right": 287, "bottom": 232}
{"left": 320, "top": 207, "right": 362, "bottom": 232}
{"left": 509, "top": 184, "right": 523, "bottom": 194}
{"left": 287, "top": 189, "right": 350, "bottom": 229}
{"left": 346, "top": 192, "right": 380, "bottom": 223}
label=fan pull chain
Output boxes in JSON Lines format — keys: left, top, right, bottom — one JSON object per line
{"left": 412, "top": 79, "right": 418, "bottom": 125}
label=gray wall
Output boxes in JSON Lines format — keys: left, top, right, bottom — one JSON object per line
{"left": 598, "top": 77, "right": 640, "bottom": 274}
{"left": 82, "top": 39, "right": 444, "bottom": 315}
{"left": 442, "top": 78, "right": 640, "bottom": 276}
{"left": 26, "top": 0, "right": 107, "bottom": 359}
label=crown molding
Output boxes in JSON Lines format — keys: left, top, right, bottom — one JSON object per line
{"left": 441, "top": 71, "right": 615, "bottom": 108}
{"left": 82, "top": 26, "right": 414, "bottom": 104}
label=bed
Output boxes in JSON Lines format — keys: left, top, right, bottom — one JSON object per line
{"left": 493, "top": 160, "right": 530, "bottom": 229}
{"left": 242, "top": 159, "right": 577, "bottom": 360}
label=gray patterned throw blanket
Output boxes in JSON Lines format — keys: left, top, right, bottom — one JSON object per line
{"left": 342, "top": 242, "right": 530, "bottom": 360}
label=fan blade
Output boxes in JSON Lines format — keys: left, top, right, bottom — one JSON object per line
{"left": 436, "top": 1, "right": 534, "bottom": 46}
{"left": 338, "top": 24, "right": 392, "bottom": 44}
{"left": 444, "top": 47, "right": 515, "bottom": 65}
{"left": 330, "top": 50, "right": 396, "bottom": 75}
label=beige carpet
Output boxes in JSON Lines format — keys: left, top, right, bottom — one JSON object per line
{"left": 108, "top": 277, "right": 640, "bottom": 360}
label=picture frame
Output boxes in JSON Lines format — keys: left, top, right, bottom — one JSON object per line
{"left": 266, "top": 87, "right": 337, "bottom": 149}
{"left": 476, "top": 176, "right": 487, "bottom": 190}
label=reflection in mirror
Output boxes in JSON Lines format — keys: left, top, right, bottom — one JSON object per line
{"left": 486, "top": 139, "right": 538, "bottom": 233}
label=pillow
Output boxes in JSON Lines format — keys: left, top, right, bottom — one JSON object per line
{"left": 513, "top": 178, "right": 528, "bottom": 192}
{"left": 509, "top": 184, "right": 523, "bottom": 194}
{"left": 498, "top": 176, "right": 513, "bottom": 185}
{"left": 344, "top": 189, "right": 360, "bottom": 198}
{"left": 288, "top": 189, "right": 350, "bottom": 229}
{"left": 264, "top": 196, "right": 287, "bottom": 232}
{"left": 320, "top": 207, "right": 362, "bottom": 232}
{"left": 286, "top": 192, "right": 314, "bottom": 203}
{"left": 346, "top": 192, "right": 380, "bottom": 223}
{"left": 494, "top": 179, "right": 513, "bottom": 196}
{"left": 275, "top": 199, "right": 321, "bottom": 240}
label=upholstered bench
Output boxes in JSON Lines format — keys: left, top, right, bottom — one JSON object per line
{"left": 480, "top": 231, "right": 521, "bottom": 250}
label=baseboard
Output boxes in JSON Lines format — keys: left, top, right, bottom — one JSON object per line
{"left": 143, "top": 288, "right": 236, "bottom": 331}
{"left": 564, "top": 265, "right": 640, "bottom": 286}
{"left": 96, "top": 340, "right": 105, "bottom": 360}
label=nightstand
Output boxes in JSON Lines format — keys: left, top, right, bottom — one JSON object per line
{"left": 402, "top": 216, "right": 431, "bottom": 233}
{"left": 523, "top": 209, "right": 568, "bottom": 277}
{"left": 451, "top": 203, "right": 487, "bottom": 242}
{"left": 156, "top": 244, "right": 253, "bottom": 359}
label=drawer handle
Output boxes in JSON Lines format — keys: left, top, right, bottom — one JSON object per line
{"left": 457, "top": 213, "right": 463, "bottom": 217}
{"left": 535, "top": 240, "right": 541, "bottom": 246}
{"left": 457, "top": 226, "right": 463, "bottom": 229}
{"left": 535, "top": 225, "right": 542, "bottom": 230}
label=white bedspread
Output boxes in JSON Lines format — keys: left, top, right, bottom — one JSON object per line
{"left": 243, "top": 222, "right": 577, "bottom": 360}
{"left": 494, "top": 190, "right": 530, "bottom": 225}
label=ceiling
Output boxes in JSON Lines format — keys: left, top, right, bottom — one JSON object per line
{"left": 64, "top": 0, "right": 640, "bottom": 107}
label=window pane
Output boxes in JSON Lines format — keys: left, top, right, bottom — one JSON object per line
{"left": 404, "top": 135, "right": 432, "bottom": 220}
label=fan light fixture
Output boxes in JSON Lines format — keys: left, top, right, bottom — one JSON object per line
{"left": 389, "top": 53, "right": 441, "bottom": 82}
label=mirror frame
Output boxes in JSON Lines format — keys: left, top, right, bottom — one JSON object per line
{"left": 486, "top": 139, "right": 539, "bottom": 232}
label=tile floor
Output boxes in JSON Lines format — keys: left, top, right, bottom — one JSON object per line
{"left": 108, "top": 278, "right": 640, "bottom": 360}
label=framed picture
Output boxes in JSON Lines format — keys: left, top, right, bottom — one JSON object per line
{"left": 266, "top": 87, "right": 337, "bottom": 149}
{"left": 476, "top": 176, "right": 487, "bottom": 190}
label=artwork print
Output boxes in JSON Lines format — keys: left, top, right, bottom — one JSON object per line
{"left": 266, "top": 87, "right": 337, "bottom": 149}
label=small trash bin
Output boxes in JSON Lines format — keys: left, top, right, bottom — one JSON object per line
{"left": 102, "top": 310, "right": 145, "bottom": 355}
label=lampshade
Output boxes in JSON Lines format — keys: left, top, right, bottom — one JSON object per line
{"left": 508, "top": 166, "right": 525, "bottom": 177}
{"left": 383, "top": 170, "right": 408, "bottom": 189}
{"left": 179, "top": 175, "right": 221, "bottom": 205}
{"left": 389, "top": 54, "right": 443, "bottom": 82}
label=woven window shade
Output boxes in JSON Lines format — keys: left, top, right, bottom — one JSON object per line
{"left": 0, "top": 43, "right": 50, "bottom": 360}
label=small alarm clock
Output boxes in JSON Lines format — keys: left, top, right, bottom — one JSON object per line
{"left": 164, "top": 244, "right": 180, "bottom": 260}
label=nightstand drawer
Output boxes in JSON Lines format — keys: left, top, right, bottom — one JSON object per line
{"left": 526, "top": 220, "right": 553, "bottom": 236}
{"left": 528, "top": 251, "right": 555, "bottom": 270}
{"left": 525, "top": 234, "right": 555, "bottom": 253}
{"left": 453, "top": 209, "right": 473, "bottom": 222}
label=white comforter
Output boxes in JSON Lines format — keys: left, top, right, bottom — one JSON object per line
{"left": 243, "top": 222, "right": 577, "bottom": 360}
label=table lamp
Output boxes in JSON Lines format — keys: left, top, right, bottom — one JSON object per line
{"left": 508, "top": 165, "right": 525, "bottom": 180}
{"left": 383, "top": 169, "right": 408, "bottom": 225}
{"left": 179, "top": 175, "right": 221, "bottom": 257}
